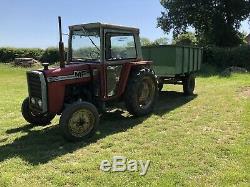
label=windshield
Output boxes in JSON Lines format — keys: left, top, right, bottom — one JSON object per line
{"left": 71, "top": 28, "right": 101, "bottom": 62}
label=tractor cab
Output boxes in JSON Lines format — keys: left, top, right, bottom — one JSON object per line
{"left": 67, "top": 22, "right": 143, "bottom": 64}
{"left": 62, "top": 23, "right": 148, "bottom": 100}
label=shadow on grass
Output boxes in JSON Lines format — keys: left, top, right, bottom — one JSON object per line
{"left": 0, "top": 91, "right": 196, "bottom": 165}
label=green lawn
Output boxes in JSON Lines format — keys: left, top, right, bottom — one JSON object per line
{"left": 0, "top": 64, "right": 249, "bottom": 186}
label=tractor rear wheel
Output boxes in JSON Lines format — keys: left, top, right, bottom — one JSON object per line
{"left": 59, "top": 102, "right": 99, "bottom": 142}
{"left": 158, "top": 83, "right": 164, "bottom": 92}
{"left": 21, "top": 97, "right": 56, "bottom": 125}
{"left": 183, "top": 73, "right": 195, "bottom": 95}
{"left": 158, "top": 78, "right": 164, "bottom": 92}
{"left": 124, "top": 68, "right": 158, "bottom": 116}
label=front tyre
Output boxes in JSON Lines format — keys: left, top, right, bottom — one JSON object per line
{"left": 59, "top": 102, "right": 99, "bottom": 142}
{"left": 21, "top": 97, "right": 56, "bottom": 125}
{"left": 124, "top": 68, "right": 158, "bottom": 116}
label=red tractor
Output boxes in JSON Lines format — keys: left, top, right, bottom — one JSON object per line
{"left": 21, "top": 17, "right": 158, "bottom": 141}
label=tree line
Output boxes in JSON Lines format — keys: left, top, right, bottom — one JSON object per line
{"left": 157, "top": 0, "right": 250, "bottom": 47}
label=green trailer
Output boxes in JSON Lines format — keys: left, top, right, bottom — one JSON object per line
{"left": 142, "top": 45, "right": 202, "bottom": 95}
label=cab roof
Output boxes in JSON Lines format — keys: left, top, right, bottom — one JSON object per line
{"left": 69, "top": 22, "right": 140, "bottom": 33}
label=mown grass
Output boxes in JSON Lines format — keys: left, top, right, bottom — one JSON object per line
{"left": 0, "top": 64, "right": 249, "bottom": 186}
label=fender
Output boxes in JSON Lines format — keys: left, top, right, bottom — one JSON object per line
{"left": 106, "top": 60, "right": 152, "bottom": 101}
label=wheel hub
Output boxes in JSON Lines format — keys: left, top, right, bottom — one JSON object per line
{"left": 68, "top": 109, "right": 94, "bottom": 138}
{"left": 139, "top": 82, "right": 150, "bottom": 102}
{"left": 138, "top": 77, "right": 155, "bottom": 108}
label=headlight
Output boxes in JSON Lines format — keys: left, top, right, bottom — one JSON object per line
{"left": 31, "top": 98, "right": 35, "bottom": 104}
{"left": 37, "top": 99, "right": 42, "bottom": 108}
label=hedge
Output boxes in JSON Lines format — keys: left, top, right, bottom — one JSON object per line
{"left": 39, "top": 47, "right": 60, "bottom": 64}
{"left": 203, "top": 45, "right": 250, "bottom": 70}
{"left": 1, "top": 46, "right": 249, "bottom": 70}
{"left": 0, "top": 47, "right": 60, "bottom": 64}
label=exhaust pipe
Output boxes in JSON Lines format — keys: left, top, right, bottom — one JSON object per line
{"left": 58, "top": 16, "right": 65, "bottom": 68}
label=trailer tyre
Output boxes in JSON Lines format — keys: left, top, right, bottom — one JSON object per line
{"left": 183, "top": 74, "right": 195, "bottom": 95}
{"left": 59, "top": 102, "right": 99, "bottom": 142}
{"left": 125, "top": 68, "right": 158, "bottom": 116}
{"left": 21, "top": 97, "right": 56, "bottom": 125}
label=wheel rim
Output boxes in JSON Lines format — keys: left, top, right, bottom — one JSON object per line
{"left": 138, "top": 77, "right": 156, "bottom": 109}
{"left": 68, "top": 109, "right": 95, "bottom": 138}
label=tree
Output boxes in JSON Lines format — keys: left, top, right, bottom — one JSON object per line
{"left": 152, "top": 37, "right": 169, "bottom": 45}
{"left": 157, "top": 0, "right": 250, "bottom": 47}
{"left": 172, "top": 32, "right": 197, "bottom": 45}
{"left": 239, "top": 31, "right": 248, "bottom": 45}
{"left": 140, "top": 37, "right": 152, "bottom": 46}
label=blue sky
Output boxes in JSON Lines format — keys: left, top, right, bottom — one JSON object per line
{"left": 0, "top": 0, "right": 249, "bottom": 48}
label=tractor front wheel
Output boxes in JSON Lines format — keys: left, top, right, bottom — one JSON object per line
{"left": 21, "top": 97, "right": 56, "bottom": 125}
{"left": 59, "top": 102, "right": 99, "bottom": 142}
{"left": 125, "top": 68, "right": 158, "bottom": 116}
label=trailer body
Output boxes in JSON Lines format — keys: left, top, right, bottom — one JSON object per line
{"left": 142, "top": 45, "right": 202, "bottom": 77}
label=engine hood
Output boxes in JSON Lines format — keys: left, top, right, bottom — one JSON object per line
{"left": 43, "top": 63, "right": 91, "bottom": 77}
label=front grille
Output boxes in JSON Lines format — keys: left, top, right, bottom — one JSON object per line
{"left": 27, "top": 72, "right": 42, "bottom": 99}
{"left": 26, "top": 71, "right": 47, "bottom": 113}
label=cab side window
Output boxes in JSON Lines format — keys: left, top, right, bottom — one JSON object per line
{"left": 105, "top": 33, "right": 137, "bottom": 61}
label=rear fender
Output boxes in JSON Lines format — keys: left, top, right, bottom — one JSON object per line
{"left": 117, "top": 61, "right": 152, "bottom": 98}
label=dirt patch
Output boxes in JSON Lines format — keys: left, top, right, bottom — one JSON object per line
{"left": 238, "top": 87, "right": 250, "bottom": 98}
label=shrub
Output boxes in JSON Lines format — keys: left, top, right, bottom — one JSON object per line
{"left": 172, "top": 32, "right": 197, "bottom": 46}
{"left": 203, "top": 45, "right": 250, "bottom": 70}
{"left": 0, "top": 47, "right": 60, "bottom": 64}
{"left": 0, "top": 48, "right": 43, "bottom": 63}
{"left": 40, "top": 47, "right": 60, "bottom": 64}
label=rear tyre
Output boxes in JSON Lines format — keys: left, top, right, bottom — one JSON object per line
{"left": 59, "top": 102, "right": 99, "bottom": 142}
{"left": 21, "top": 97, "right": 56, "bottom": 125}
{"left": 124, "top": 68, "right": 158, "bottom": 116}
{"left": 158, "top": 78, "right": 164, "bottom": 92}
{"left": 158, "top": 83, "right": 164, "bottom": 92}
{"left": 183, "top": 74, "right": 195, "bottom": 95}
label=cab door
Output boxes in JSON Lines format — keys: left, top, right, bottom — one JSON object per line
{"left": 104, "top": 30, "right": 137, "bottom": 99}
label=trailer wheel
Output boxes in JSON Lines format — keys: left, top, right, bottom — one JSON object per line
{"left": 59, "top": 102, "right": 99, "bottom": 142}
{"left": 125, "top": 68, "right": 158, "bottom": 116}
{"left": 183, "top": 74, "right": 195, "bottom": 95}
{"left": 21, "top": 97, "right": 55, "bottom": 125}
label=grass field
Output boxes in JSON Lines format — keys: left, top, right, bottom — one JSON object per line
{"left": 0, "top": 64, "right": 249, "bottom": 186}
